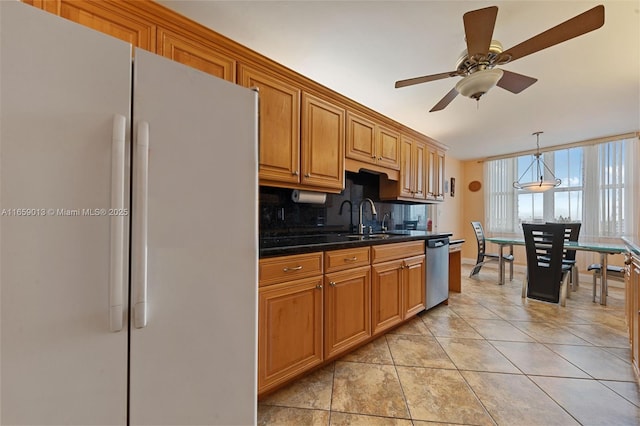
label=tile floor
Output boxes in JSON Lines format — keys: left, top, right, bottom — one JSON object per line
{"left": 257, "top": 265, "right": 640, "bottom": 425}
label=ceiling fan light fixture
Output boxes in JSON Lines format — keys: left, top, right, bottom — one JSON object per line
{"left": 513, "top": 132, "right": 562, "bottom": 192}
{"left": 455, "top": 68, "right": 503, "bottom": 100}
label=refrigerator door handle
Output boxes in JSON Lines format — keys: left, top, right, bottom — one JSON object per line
{"left": 132, "top": 121, "right": 149, "bottom": 329}
{"left": 109, "top": 114, "right": 126, "bottom": 332}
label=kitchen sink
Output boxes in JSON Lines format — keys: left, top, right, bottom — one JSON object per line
{"left": 345, "top": 233, "right": 392, "bottom": 240}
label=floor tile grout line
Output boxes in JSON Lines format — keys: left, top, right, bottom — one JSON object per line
{"left": 384, "top": 333, "right": 415, "bottom": 422}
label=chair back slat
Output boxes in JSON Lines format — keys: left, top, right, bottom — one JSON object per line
{"left": 471, "top": 221, "right": 486, "bottom": 254}
{"left": 546, "top": 222, "right": 581, "bottom": 261}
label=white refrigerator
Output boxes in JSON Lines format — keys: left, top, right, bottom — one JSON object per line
{"left": 0, "top": 2, "right": 258, "bottom": 425}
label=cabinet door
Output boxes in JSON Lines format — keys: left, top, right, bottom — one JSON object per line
{"left": 157, "top": 27, "right": 235, "bottom": 81}
{"left": 346, "top": 111, "right": 376, "bottom": 164}
{"left": 238, "top": 64, "right": 301, "bottom": 185}
{"left": 632, "top": 258, "right": 640, "bottom": 374}
{"left": 426, "top": 147, "right": 436, "bottom": 200}
{"left": 427, "top": 147, "right": 446, "bottom": 201}
{"left": 376, "top": 125, "right": 401, "bottom": 170}
{"left": 403, "top": 255, "right": 426, "bottom": 317}
{"left": 33, "top": 0, "right": 156, "bottom": 51}
{"left": 436, "top": 150, "right": 446, "bottom": 201}
{"left": 301, "top": 93, "right": 345, "bottom": 190}
{"left": 399, "top": 135, "right": 414, "bottom": 198}
{"left": 413, "top": 140, "right": 426, "bottom": 200}
{"left": 324, "top": 266, "right": 371, "bottom": 358}
{"left": 371, "top": 259, "right": 404, "bottom": 335}
{"left": 258, "top": 277, "right": 323, "bottom": 393}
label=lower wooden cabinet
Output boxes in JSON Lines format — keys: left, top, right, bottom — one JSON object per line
{"left": 403, "top": 254, "right": 426, "bottom": 317}
{"left": 371, "top": 259, "right": 404, "bottom": 334}
{"left": 371, "top": 241, "right": 426, "bottom": 335}
{"left": 324, "top": 266, "right": 371, "bottom": 358}
{"left": 258, "top": 275, "right": 323, "bottom": 394}
{"left": 259, "top": 241, "right": 426, "bottom": 396}
{"left": 626, "top": 251, "right": 640, "bottom": 378}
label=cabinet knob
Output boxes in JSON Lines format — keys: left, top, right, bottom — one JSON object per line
{"left": 330, "top": 281, "right": 336, "bottom": 287}
{"left": 316, "top": 284, "right": 323, "bottom": 290}
{"left": 292, "top": 170, "right": 299, "bottom": 176}
{"left": 371, "top": 155, "right": 376, "bottom": 159}
{"left": 378, "top": 157, "right": 382, "bottom": 160}
{"left": 625, "top": 254, "right": 632, "bottom": 265}
{"left": 304, "top": 173, "right": 310, "bottom": 178}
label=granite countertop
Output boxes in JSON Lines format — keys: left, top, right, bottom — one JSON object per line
{"left": 260, "top": 230, "right": 454, "bottom": 258}
{"left": 622, "top": 236, "right": 640, "bottom": 256}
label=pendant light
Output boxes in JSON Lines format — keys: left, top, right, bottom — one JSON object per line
{"left": 513, "top": 131, "right": 561, "bottom": 192}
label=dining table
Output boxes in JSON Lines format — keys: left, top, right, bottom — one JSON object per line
{"left": 485, "top": 236, "right": 627, "bottom": 306}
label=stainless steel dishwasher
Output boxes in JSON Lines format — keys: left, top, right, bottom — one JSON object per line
{"left": 425, "top": 237, "right": 450, "bottom": 309}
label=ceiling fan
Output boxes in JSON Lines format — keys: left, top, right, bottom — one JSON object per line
{"left": 395, "top": 5, "right": 604, "bottom": 112}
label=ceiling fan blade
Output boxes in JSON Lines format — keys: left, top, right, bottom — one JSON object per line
{"left": 429, "top": 87, "right": 459, "bottom": 112}
{"left": 395, "top": 71, "right": 459, "bottom": 88}
{"left": 463, "top": 6, "right": 498, "bottom": 58}
{"left": 497, "top": 70, "right": 538, "bottom": 94}
{"left": 502, "top": 5, "right": 604, "bottom": 63}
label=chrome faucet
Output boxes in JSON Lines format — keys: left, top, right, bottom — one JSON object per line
{"left": 358, "top": 198, "right": 377, "bottom": 235}
{"left": 381, "top": 212, "right": 390, "bottom": 232}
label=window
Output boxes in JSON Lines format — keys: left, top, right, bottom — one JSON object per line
{"left": 485, "top": 136, "right": 638, "bottom": 239}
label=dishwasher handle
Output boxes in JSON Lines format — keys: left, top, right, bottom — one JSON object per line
{"left": 427, "top": 237, "right": 450, "bottom": 249}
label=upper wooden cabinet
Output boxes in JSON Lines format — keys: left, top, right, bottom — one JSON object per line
{"left": 24, "top": 0, "right": 446, "bottom": 196}
{"left": 301, "top": 93, "right": 345, "bottom": 191}
{"left": 27, "top": 0, "right": 156, "bottom": 51}
{"left": 346, "top": 111, "right": 400, "bottom": 171}
{"left": 427, "top": 147, "right": 446, "bottom": 201}
{"left": 379, "top": 135, "right": 428, "bottom": 202}
{"left": 157, "top": 27, "right": 235, "bottom": 81}
{"left": 238, "top": 64, "right": 301, "bottom": 185}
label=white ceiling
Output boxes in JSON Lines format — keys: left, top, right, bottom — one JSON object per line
{"left": 158, "top": 1, "right": 640, "bottom": 160}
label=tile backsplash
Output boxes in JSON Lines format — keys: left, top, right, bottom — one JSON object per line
{"left": 260, "top": 172, "right": 435, "bottom": 236}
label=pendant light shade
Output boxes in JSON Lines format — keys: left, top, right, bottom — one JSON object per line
{"left": 513, "top": 132, "right": 561, "bottom": 192}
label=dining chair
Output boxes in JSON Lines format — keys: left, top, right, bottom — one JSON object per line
{"left": 545, "top": 222, "right": 581, "bottom": 292}
{"left": 522, "top": 223, "right": 570, "bottom": 306}
{"left": 469, "top": 221, "right": 514, "bottom": 279}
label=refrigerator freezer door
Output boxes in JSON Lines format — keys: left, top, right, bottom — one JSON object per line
{"left": 129, "top": 49, "right": 258, "bottom": 425}
{"left": 0, "top": 2, "right": 131, "bottom": 424}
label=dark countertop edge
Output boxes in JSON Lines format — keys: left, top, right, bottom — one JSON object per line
{"left": 260, "top": 232, "right": 453, "bottom": 258}
{"left": 449, "top": 239, "right": 465, "bottom": 246}
{"left": 622, "top": 236, "right": 640, "bottom": 256}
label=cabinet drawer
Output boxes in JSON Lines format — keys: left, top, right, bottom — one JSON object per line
{"left": 259, "top": 252, "right": 323, "bottom": 287}
{"left": 324, "top": 247, "right": 371, "bottom": 273}
{"left": 371, "top": 241, "right": 424, "bottom": 264}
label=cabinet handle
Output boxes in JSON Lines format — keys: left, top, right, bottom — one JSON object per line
{"left": 344, "top": 256, "right": 358, "bottom": 262}
{"left": 109, "top": 114, "right": 126, "bottom": 332}
{"left": 316, "top": 284, "right": 323, "bottom": 290}
{"left": 625, "top": 255, "right": 632, "bottom": 265}
{"left": 371, "top": 155, "right": 376, "bottom": 159}
{"left": 304, "top": 173, "right": 310, "bottom": 178}
{"left": 283, "top": 265, "right": 303, "bottom": 272}
{"left": 292, "top": 170, "right": 299, "bottom": 176}
{"left": 132, "top": 121, "right": 150, "bottom": 329}
{"left": 378, "top": 157, "right": 382, "bottom": 160}
{"left": 330, "top": 281, "right": 336, "bottom": 287}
